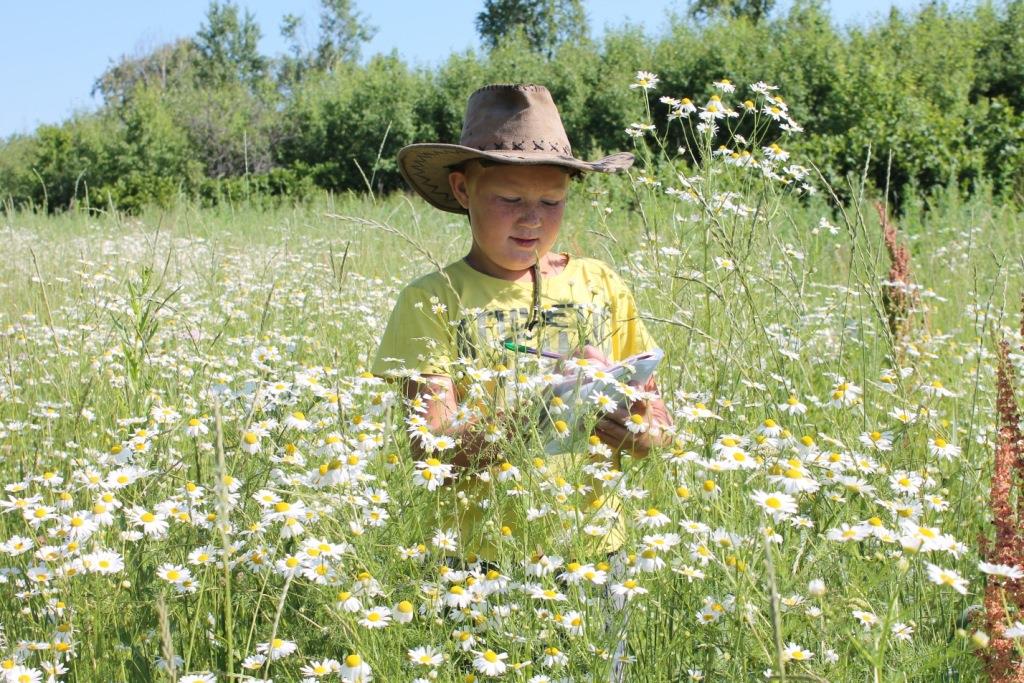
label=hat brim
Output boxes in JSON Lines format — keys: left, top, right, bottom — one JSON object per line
{"left": 398, "top": 143, "right": 635, "bottom": 214}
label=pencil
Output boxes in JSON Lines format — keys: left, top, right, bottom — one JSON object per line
{"left": 502, "top": 340, "right": 563, "bottom": 360}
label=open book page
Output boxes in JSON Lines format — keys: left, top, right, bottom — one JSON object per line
{"left": 543, "top": 348, "right": 664, "bottom": 453}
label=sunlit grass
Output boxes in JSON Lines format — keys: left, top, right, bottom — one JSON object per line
{"left": 1, "top": 79, "right": 1023, "bottom": 682}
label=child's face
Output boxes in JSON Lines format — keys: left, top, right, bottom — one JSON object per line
{"left": 448, "top": 162, "right": 569, "bottom": 280}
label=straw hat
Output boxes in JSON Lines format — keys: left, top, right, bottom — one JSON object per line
{"left": 398, "top": 84, "right": 634, "bottom": 214}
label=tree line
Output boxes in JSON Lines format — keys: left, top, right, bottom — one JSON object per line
{"left": 1, "top": 0, "right": 1022, "bottom": 213}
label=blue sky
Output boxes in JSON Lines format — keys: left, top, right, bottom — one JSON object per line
{"left": 2, "top": 0, "right": 931, "bottom": 138}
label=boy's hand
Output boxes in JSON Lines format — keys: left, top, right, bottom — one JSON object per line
{"left": 593, "top": 377, "right": 673, "bottom": 457}
{"left": 555, "top": 344, "right": 611, "bottom": 376}
{"left": 580, "top": 345, "right": 611, "bottom": 367}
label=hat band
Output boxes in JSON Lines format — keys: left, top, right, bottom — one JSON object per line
{"left": 469, "top": 139, "right": 572, "bottom": 155}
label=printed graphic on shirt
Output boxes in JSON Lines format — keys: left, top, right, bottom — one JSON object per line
{"left": 454, "top": 302, "right": 611, "bottom": 363}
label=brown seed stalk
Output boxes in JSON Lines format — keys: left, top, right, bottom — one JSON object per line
{"left": 977, "top": 340, "right": 1024, "bottom": 681}
{"left": 875, "top": 202, "right": 916, "bottom": 340}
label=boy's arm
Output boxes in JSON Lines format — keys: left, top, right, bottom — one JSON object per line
{"left": 403, "top": 376, "right": 504, "bottom": 472}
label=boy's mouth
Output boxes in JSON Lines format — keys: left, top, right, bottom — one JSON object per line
{"left": 510, "top": 237, "right": 540, "bottom": 248}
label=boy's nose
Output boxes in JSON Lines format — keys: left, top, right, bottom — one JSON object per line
{"left": 519, "top": 205, "right": 542, "bottom": 228}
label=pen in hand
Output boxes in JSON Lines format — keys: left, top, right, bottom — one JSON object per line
{"left": 502, "top": 340, "right": 563, "bottom": 360}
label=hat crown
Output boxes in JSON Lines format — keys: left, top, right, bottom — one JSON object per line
{"left": 460, "top": 84, "right": 572, "bottom": 157}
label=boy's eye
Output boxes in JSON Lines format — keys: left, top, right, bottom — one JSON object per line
{"left": 499, "top": 196, "right": 521, "bottom": 203}
{"left": 541, "top": 199, "right": 564, "bottom": 207}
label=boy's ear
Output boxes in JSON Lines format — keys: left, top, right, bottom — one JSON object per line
{"left": 448, "top": 170, "right": 471, "bottom": 210}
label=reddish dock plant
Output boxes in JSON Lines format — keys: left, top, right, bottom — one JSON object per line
{"left": 876, "top": 201, "right": 916, "bottom": 340}
{"left": 978, "top": 339, "right": 1024, "bottom": 681}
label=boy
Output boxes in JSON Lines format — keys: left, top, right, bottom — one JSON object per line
{"left": 373, "top": 84, "right": 672, "bottom": 563}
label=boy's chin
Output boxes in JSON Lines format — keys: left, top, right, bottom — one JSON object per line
{"left": 503, "top": 254, "right": 547, "bottom": 271}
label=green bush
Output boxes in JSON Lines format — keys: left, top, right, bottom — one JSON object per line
{"left": 97, "top": 85, "right": 203, "bottom": 212}
{"left": 278, "top": 55, "right": 430, "bottom": 195}
{"left": 198, "top": 167, "right": 318, "bottom": 206}
{"left": 18, "top": 116, "right": 113, "bottom": 211}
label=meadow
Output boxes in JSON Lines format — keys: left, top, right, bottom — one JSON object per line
{"left": 1, "top": 78, "right": 1023, "bottom": 682}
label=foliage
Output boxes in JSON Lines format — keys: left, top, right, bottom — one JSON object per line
{"left": 315, "top": 0, "right": 378, "bottom": 69}
{"left": 8, "top": 116, "right": 113, "bottom": 211}
{"left": 103, "top": 85, "right": 203, "bottom": 212}
{"left": 3, "top": 0, "right": 1024, "bottom": 212}
{"left": 689, "top": 0, "right": 777, "bottom": 23}
{"left": 277, "top": 56, "right": 427, "bottom": 194}
{"left": 193, "top": 1, "right": 268, "bottom": 89}
{"left": 91, "top": 39, "right": 199, "bottom": 108}
{"left": 475, "top": 0, "right": 588, "bottom": 57}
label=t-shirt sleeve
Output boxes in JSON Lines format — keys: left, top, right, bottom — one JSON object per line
{"left": 606, "top": 267, "right": 657, "bottom": 360}
{"left": 371, "top": 283, "right": 455, "bottom": 378}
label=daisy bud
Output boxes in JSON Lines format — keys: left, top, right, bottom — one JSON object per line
{"left": 394, "top": 600, "right": 414, "bottom": 624}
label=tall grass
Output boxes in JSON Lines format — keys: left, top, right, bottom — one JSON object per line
{"left": 0, "top": 79, "right": 1023, "bottom": 682}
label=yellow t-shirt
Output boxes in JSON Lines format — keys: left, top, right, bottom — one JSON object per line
{"left": 372, "top": 254, "right": 657, "bottom": 561}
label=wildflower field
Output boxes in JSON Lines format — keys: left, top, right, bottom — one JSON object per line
{"left": 1, "top": 79, "right": 1024, "bottom": 683}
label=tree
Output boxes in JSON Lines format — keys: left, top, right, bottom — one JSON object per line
{"left": 316, "top": 0, "right": 377, "bottom": 71}
{"left": 689, "top": 0, "right": 776, "bottom": 24}
{"left": 476, "top": 0, "right": 588, "bottom": 57}
{"left": 278, "top": 13, "right": 311, "bottom": 87}
{"left": 92, "top": 39, "right": 198, "bottom": 107}
{"left": 193, "top": 1, "right": 267, "bottom": 88}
